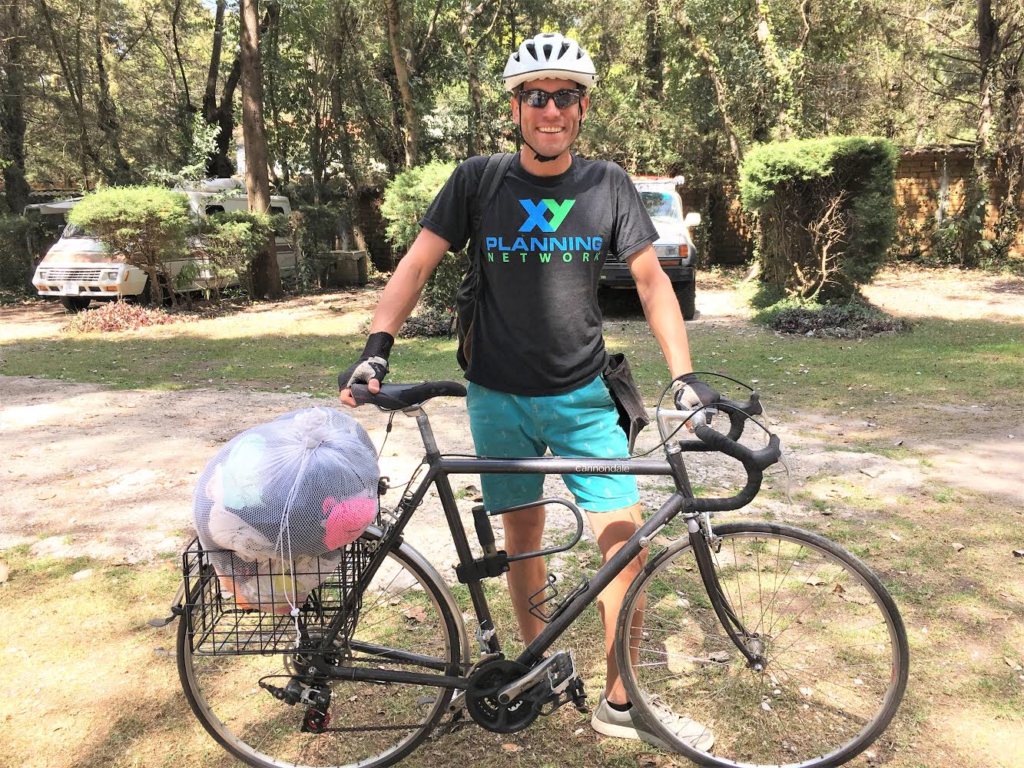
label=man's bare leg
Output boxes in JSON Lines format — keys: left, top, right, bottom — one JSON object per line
{"left": 501, "top": 503, "right": 547, "bottom": 645}
{"left": 586, "top": 503, "right": 647, "bottom": 706}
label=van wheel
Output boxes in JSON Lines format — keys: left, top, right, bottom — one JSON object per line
{"left": 60, "top": 296, "right": 91, "bottom": 313}
{"left": 675, "top": 279, "right": 696, "bottom": 320}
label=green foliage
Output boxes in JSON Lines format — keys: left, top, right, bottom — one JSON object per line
{"left": 68, "top": 186, "right": 192, "bottom": 305}
{"left": 200, "top": 210, "right": 275, "bottom": 299}
{"left": 0, "top": 215, "right": 43, "bottom": 292}
{"left": 290, "top": 204, "right": 338, "bottom": 289}
{"left": 144, "top": 115, "right": 221, "bottom": 188}
{"left": 740, "top": 136, "right": 897, "bottom": 300}
{"left": 381, "top": 162, "right": 455, "bottom": 251}
{"left": 381, "top": 161, "right": 465, "bottom": 313}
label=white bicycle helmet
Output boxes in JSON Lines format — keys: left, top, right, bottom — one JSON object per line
{"left": 503, "top": 33, "right": 597, "bottom": 91}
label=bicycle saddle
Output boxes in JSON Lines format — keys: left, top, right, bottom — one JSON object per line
{"left": 351, "top": 381, "right": 467, "bottom": 411}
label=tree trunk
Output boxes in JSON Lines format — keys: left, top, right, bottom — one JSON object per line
{"left": 643, "top": 0, "right": 663, "bottom": 100}
{"left": 202, "top": 0, "right": 238, "bottom": 177}
{"left": 94, "top": 0, "right": 133, "bottom": 184}
{"left": 383, "top": 0, "right": 418, "bottom": 167}
{"left": 459, "top": 0, "right": 502, "bottom": 158}
{"left": 36, "top": 0, "right": 109, "bottom": 184}
{"left": 239, "top": 0, "right": 282, "bottom": 299}
{"left": 0, "top": 3, "right": 31, "bottom": 214}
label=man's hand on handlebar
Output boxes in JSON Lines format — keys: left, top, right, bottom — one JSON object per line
{"left": 338, "top": 332, "right": 394, "bottom": 408}
{"left": 672, "top": 373, "right": 720, "bottom": 429}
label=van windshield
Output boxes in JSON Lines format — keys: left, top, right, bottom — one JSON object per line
{"left": 61, "top": 223, "right": 92, "bottom": 239}
{"left": 640, "top": 192, "right": 683, "bottom": 222}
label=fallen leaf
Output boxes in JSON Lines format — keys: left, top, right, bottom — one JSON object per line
{"left": 889, "top": 533, "right": 902, "bottom": 542}
{"left": 806, "top": 576, "right": 826, "bottom": 587}
{"left": 952, "top": 542, "right": 965, "bottom": 552}
{"left": 405, "top": 606, "right": 427, "bottom": 623}
{"left": 501, "top": 743, "right": 520, "bottom": 752}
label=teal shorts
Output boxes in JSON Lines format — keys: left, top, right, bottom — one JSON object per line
{"left": 466, "top": 376, "right": 640, "bottom": 513}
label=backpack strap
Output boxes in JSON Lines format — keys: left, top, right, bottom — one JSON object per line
{"left": 470, "top": 152, "right": 515, "bottom": 238}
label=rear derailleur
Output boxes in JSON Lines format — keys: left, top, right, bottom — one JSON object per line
{"left": 464, "top": 651, "right": 587, "bottom": 734}
{"left": 260, "top": 678, "right": 333, "bottom": 734}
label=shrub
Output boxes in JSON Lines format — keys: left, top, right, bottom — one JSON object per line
{"left": 0, "top": 215, "right": 42, "bottom": 292}
{"left": 68, "top": 186, "right": 192, "bottom": 307}
{"left": 200, "top": 210, "right": 275, "bottom": 299}
{"left": 381, "top": 161, "right": 465, "bottom": 313}
{"left": 740, "top": 137, "right": 898, "bottom": 301}
{"left": 62, "top": 300, "right": 194, "bottom": 333}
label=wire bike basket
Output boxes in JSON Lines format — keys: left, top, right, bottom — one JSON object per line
{"left": 181, "top": 536, "right": 375, "bottom": 656}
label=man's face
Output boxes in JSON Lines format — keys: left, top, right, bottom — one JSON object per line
{"left": 511, "top": 78, "right": 590, "bottom": 159}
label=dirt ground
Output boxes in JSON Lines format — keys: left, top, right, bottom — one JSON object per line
{"left": 2, "top": 267, "right": 1023, "bottom": 768}
{"left": 2, "top": 266, "right": 1021, "bottom": 574}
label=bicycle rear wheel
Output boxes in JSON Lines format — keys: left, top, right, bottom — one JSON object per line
{"left": 178, "top": 533, "right": 463, "bottom": 768}
{"left": 616, "top": 522, "right": 908, "bottom": 768}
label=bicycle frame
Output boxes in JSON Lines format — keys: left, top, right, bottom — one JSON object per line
{"left": 322, "top": 404, "right": 760, "bottom": 691}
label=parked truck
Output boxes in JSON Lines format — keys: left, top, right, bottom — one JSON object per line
{"left": 599, "top": 175, "right": 701, "bottom": 320}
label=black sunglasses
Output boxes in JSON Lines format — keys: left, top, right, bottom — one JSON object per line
{"left": 519, "top": 88, "right": 584, "bottom": 109}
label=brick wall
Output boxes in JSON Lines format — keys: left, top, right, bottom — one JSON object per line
{"left": 894, "top": 146, "right": 1023, "bottom": 259}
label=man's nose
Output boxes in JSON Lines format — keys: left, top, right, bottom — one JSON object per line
{"left": 540, "top": 98, "right": 561, "bottom": 118}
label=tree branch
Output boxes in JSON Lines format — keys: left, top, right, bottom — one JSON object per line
{"left": 415, "top": 0, "right": 445, "bottom": 61}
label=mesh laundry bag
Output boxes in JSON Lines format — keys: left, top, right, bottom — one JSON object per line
{"left": 192, "top": 407, "right": 379, "bottom": 613}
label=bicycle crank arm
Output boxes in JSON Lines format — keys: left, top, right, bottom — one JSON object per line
{"left": 498, "top": 651, "right": 577, "bottom": 704}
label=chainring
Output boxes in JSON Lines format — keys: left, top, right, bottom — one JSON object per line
{"left": 465, "top": 659, "right": 538, "bottom": 734}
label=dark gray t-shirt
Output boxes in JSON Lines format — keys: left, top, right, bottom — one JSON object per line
{"left": 420, "top": 154, "right": 658, "bottom": 396}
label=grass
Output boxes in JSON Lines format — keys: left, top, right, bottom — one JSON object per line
{"left": 3, "top": 479, "right": 1022, "bottom": 767}
{"left": 3, "top": 288, "right": 1023, "bottom": 767}
{"left": 2, "top": 292, "right": 1023, "bottom": 417}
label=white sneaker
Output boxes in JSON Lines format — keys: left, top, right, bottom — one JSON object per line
{"left": 590, "top": 691, "right": 714, "bottom": 752}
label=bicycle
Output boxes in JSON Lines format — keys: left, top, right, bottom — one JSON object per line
{"left": 163, "top": 378, "right": 909, "bottom": 768}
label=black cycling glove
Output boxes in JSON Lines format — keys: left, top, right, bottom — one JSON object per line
{"left": 673, "top": 372, "right": 720, "bottom": 414}
{"left": 338, "top": 331, "right": 395, "bottom": 392}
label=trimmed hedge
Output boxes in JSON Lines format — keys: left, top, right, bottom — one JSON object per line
{"left": 740, "top": 137, "right": 898, "bottom": 301}
{"left": 381, "top": 161, "right": 463, "bottom": 314}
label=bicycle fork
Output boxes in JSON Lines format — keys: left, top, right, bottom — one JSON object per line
{"left": 687, "top": 516, "right": 766, "bottom": 670}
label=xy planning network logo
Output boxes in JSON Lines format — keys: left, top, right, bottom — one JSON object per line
{"left": 518, "top": 199, "right": 575, "bottom": 232}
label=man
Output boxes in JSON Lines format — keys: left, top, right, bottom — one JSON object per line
{"left": 339, "top": 32, "right": 715, "bottom": 751}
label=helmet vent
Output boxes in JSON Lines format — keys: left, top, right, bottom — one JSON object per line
{"left": 525, "top": 42, "right": 537, "bottom": 59}
{"left": 559, "top": 41, "right": 570, "bottom": 58}
{"left": 542, "top": 43, "right": 553, "bottom": 59}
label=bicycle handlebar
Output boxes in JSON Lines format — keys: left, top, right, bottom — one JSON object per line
{"left": 681, "top": 391, "right": 782, "bottom": 513}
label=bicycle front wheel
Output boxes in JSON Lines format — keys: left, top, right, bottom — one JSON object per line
{"left": 178, "top": 534, "right": 463, "bottom": 768}
{"left": 616, "top": 522, "right": 908, "bottom": 768}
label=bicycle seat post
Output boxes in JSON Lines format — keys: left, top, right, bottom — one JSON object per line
{"left": 405, "top": 407, "right": 440, "bottom": 459}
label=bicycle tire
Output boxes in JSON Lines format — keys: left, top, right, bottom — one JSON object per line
{"left": 615, "top": 522, "right": 909, "bottom": 768}
{"left": 178, "top": 530, "right": 463, "bottom": 768}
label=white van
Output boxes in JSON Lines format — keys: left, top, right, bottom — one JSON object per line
{"left": 31, "top": 179, "right": 296, "bottom": 311}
